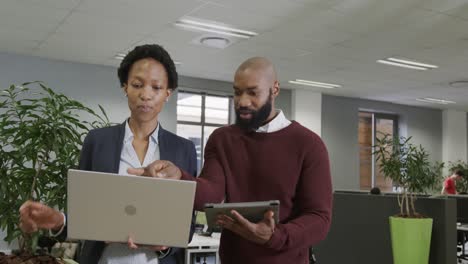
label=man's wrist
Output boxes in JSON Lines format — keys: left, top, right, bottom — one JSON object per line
{"left": 49, "top": 213, "right": 66, "bottom": 237}
{"left": 156, "top": 248, "right": 171, "bottom": 259}
{"left": 52, "top": 212, "right": 65, "bottom": 230}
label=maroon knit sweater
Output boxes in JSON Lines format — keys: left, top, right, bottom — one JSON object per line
{"left": 181, "top": 121, "right": 332, "bottom": 264}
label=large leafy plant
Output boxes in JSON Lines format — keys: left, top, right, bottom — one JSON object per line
{"left": 0, "top": 82, "right": 109, "bottom": 253}
{"left": 374, "top": 133, "right": 444, "bottom": 217}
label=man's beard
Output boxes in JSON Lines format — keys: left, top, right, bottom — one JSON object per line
{"left": 235, "top": 95, "right": 272, "bottom": 131}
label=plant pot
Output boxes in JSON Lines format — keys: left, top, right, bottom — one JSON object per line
{"left": 389, "top": 216, "right": 433, "bottom": 264}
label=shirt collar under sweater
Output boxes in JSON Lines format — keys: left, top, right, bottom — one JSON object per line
{"left": 255, "top": 110, "right": 291, "bottom": 133}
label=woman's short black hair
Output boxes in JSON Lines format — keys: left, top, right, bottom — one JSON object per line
{"left": 117, "top": 44, "right": 178, "bottom": 90}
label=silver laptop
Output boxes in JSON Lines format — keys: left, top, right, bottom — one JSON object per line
{"left": 67, "top": 169, "right": 196, "bottom": 248}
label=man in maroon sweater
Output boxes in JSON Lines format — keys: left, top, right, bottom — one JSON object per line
{"left": 130, "top": 57, "right": 333, "bottom": 264}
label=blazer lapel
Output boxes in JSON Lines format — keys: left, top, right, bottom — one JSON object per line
{"left": 112, "top": 121, "right": 126, "bottom": 173}
{"left": 158, "top": 126, "right": 174, "bottom": 162}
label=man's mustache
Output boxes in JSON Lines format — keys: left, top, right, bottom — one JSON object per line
{"left": 236, "top": 107, "right": 255, "bottom": 114}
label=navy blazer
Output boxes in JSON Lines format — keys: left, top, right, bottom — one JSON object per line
{"left": 76, "top": 122, "right": 197, "bottom": 264}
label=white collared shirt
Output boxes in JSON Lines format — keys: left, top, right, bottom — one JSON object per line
{"left": 99, "top": 120, "right": 161, "bottom": 264}
{"left": 255, "top": 110, "right": 291, "bottom": 133}
{"left": 118, "top": 120, "right": 160, "bottom": 175}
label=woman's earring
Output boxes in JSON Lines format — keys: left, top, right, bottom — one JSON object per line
{"left": 165, "top": 98, "right": 169, "bottom": 102}
{"left": 125, "top": 93, "right": 128, "bottom": 97}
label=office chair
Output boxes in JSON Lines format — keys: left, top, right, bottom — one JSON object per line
{"left": 458, "top": 230, "right": 468, "bottom": 263}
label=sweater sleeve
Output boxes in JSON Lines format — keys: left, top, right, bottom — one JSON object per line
{"left": 265, "top": 136, "right": 333, "bottom": 251}
{"left": 180, "top": 131, "right": 226, "bottom": 211}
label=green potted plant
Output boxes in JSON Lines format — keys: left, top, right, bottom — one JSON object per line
{"left": 447, "top": 160, "right": 468, "bottom": 194}
{"left": 0, "top": 82, "right": 109, "bottom": 263}
{"left": 374, "top": 133, "right": 444, "bottom": 264}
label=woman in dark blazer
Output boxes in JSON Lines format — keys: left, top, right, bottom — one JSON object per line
{"left": 19, "top": 44, "right": 197, "bottom": 264}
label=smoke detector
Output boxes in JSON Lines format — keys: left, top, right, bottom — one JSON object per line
{"left": 200, "top": 37, "right": 230, "bottom": 48}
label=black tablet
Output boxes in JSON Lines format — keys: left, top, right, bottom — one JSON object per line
{"left": 204, "top": 200, "right": 280, "bottom": 232}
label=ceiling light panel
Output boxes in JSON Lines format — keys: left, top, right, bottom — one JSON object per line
{"left": 416, "top": 97, "right": 456, "bottom": 104}
{"left": 377, "top": 57, "right": 438, "bottom": 71}
{"left": 387, "top": 58, "right": 438, "bottom": 69}
{"left": 377, "top": 59, "right": 428, "bottom": 70}
{"left": 174, "top": 17, "right": 257, "bottom": 39}
{"left": 288, "top": 79, "right": 341, "bottom": 89}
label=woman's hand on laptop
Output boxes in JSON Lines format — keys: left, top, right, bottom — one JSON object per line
{"left": 19, "top": 200, "right": 64, "bottom": 233}
{"left": 127, "top": 160, "right": 181, "bottom": 180}
{"left": 127, "top": 234, "right": 168, "bottom": 251}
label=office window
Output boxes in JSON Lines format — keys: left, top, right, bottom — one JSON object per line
{"left": 359, "top": 112, "right": 398, "bottom": 192}
{"left": 177, "top": 91, "right": 233, "bottom": 173}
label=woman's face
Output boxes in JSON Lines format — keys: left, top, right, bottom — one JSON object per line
{"left": 123, "top": 58, "right": 171, "bottom": 124}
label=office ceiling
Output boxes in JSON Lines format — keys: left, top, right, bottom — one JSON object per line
{"left": 2, "top": 0, "right": 468, "bottom": 110}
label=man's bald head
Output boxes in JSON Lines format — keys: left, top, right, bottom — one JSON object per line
{"left": 235, "top": 57, "right": 278, "bottom": 83}
{"left": 233, "top": 57, "right": 280, "bottom": 131}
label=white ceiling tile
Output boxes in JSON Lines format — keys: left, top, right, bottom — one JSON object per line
{"left": 443, "top": 4, "right": 468, "bottom": 20}
{"left": 0, "top": 0, "right": 70, "bottom": 32}
{"left": 35, "top": 30, "right": 144, "bottom": 64}
{"left": 422, "top": 0, "right": 468, "bottom": 12}
{"left": 0, "top": 27, "right": 49, "bottom": 43}
{"left": 54, "top": 12, "right": 149, "bottom": 44}
{"left": 145, "top": 27, "right": 208, "bottom": 48}
{"left": 328, "top": 3, "right": 444, "bottom": 36}
{"left": 2, "top": 0, "right": 468, "bottom": 110}
{"left": 76, "top": 0, "right": 203, "bottom": 31}
{"left": 201, "top": 0, "right": 311, "bottom": 17}
{"left": 187, "top": 2, "right": 279, "bottom": 32}
{"left": 226, "top": 42, "right": 309, "bottom": 61}
{"left": 0, "top": 40, "right": 39, "bottom": 56}
{"left": 17, "top": 0, "right": 80, "bottom": 10}
{"left": 136, "top": 32, "right": 222, "bottom": 58}
{"left": 248, "top": 24, "right": 354, "bottom": 53}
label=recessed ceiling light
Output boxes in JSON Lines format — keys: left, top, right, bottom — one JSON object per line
{"left": 114, "top": 53, "right": 127, "bottom": 60}
{"left": 377, "top": 59, "right": 428, "bottom": 70}
{"left": 377, "top": 57, "right": 438, "bottom": 71}
{"left": 114, "top": 53, "right": 181, "bottom": 65}
{"left": 295, "top": 79, "right": 341, "bottom": 88}
{"left": 387, "top": 58, "right": 438, "bottom": 69}
{"left": 175, "top": 18, "right": 257, "bottom": 39}
{"left": 449, "top": 80, "right": 468, "bottom": 88}
{"left": 288, "top": 79, "right": 341, "bottom": 89}
{"left": 416, "top": 97, "right": 456, "bottom": 104}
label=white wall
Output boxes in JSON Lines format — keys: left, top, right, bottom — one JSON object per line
{"left": 0, "top": 230, "right": 15, "bottom": 253}
{"left": 291, "top": 89, "right": 322, "bottom": 136}
{"left": 321, "top": 95, "right": 443, "bottom": 190}
{"left": 442, "top": 109, "right": 467, "bottom": 172}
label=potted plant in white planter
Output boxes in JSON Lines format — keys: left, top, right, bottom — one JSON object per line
{"left": 374, "top": 133, "right": 444, "bottom": 264}
{"left": 0, "top": 82, "right": 109, "bottom": 263}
